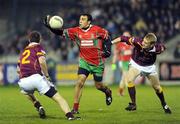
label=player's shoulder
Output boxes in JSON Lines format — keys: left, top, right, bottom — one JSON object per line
{"left": 154, "top": 42, "right": 165, "bottom": 48}
{"left": 92, "top": 25, "right": 106, "bottom": 30}
{"left": 66, "top": 26, "right": 80, "bottom": 33}
{"left": 92, "top": 25, "right": 108, "bottom": 35}
{"left": 27, "top": 43, "right": 44, "bottom": 51}
{"left": 133, "top": 36, "right": 142, "bottom": 41}
{"left": 68, "top": 26, "right": 80, "bottom": 30}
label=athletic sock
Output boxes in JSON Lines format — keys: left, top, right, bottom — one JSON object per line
{"left": 34, "top": 101, "right": 42, "bottom": 109}
{"left": 156, "top": 91, "right": 166, "bottom": 106}
{"left": 128, "top": 86, "right": 136, "bottom": 104}
{"left": 98, "top": 86, "right": 111, "bottom": 95}
{"left": 73, "top": 103, "right": 79, "bottom": 111}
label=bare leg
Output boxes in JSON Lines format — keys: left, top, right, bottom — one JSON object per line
{"left": 46, "top": 88, "right": 77, "bottom": 120}
{"left": 51, "top": 92, "right": 71, "bottom": 114}
{"left": 72, "top": 74, "right": 87, "bottom": 113}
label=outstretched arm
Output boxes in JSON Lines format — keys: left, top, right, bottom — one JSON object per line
{"left": 112, "top": 35, "right": 134, "bottom": 46}
{"left": 111, "top": 37, "right": 121, "bottom": 44}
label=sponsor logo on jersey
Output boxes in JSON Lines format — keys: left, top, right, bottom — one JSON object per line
{"left": 81, "top": 40, "right": 94, "bottom": 46}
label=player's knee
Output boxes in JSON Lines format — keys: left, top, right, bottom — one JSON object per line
{"left": 127, "top": 81, "right": 135, "bottom": 87}
{"left": 77, "top": 82, "right": 84, "bottom": 88}
{"left": 153, "top": 85, "right": 163, "bottom": 93}
{"left": 76, "top": 78, "right": 85, "bottom": 88}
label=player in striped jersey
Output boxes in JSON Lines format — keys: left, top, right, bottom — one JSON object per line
{"left": 17, "top": 31, "right": 79, "bottom": 120}
{"left": 111, "top": 33, "right": 171, "bottom": 114}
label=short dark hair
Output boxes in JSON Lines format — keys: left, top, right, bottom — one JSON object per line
{"left": 80, "top": 13, "right": 93, "bottom": 22}
{"left": 29, "top": 31, "right": 41, "bottom": 43}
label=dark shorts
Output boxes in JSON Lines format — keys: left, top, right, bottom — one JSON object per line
{"left": 44, "top": 86, "right": 57, "bottom": 98}
{"left": 78, "top": 59, "right": 105, "bottom": 82}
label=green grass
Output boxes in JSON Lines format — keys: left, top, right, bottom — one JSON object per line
{"left": 0, "top": 85, "right": 180, "bottom": 124}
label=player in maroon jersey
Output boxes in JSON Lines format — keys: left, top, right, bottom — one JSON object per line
{"left": 43, "top": 14, "right": 112, "bottom": 114}
{"left": 111, "top": 33, "right": 171, "bottom": 114}
{"left": 17, "top": 31, "right": 79, "bottom": 120}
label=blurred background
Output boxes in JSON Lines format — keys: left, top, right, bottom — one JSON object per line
{"left": 0, "top": 0, "right": 179, "bottom": 85}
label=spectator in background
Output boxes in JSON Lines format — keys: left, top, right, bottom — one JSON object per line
{"left": 134, "top": 17, "right": 147, "bottom": 32}
{"left": 1, "top": 0, "right": 180, "bottom": 60}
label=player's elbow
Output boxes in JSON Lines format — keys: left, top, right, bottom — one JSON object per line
{"left": 102, "top": 51, "right": 111, "bottom": 58}
{"left": 102, "top": 36, "right": 112, "bottom": 58}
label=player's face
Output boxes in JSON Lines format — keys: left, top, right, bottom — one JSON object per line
{"left": 79, "top": 16, "right": 90, "bottom": 29}
{"left": 142, "top": 38, "right": 155, "bottom": 49}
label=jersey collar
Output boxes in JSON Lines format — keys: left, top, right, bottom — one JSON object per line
{"left": 28, "top": 42, "right": 39, "bottom": 46}
{"left": 80, "top": 24, "right": 92, "bottom": 32}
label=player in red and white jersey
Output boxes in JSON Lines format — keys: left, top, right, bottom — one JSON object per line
{"left": 17, "top": 31, "right": 79, "bottom": 120}
{"left": 111, "top": 33, "right": 171, "bottom": 114}
{"left": 112, "top": 32, "right": 133, "bottom": 96}
{"left": 44, "top": 14, "right": 112, "bottom": 114}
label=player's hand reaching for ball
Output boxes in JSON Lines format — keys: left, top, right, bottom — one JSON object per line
{"left": 43, "top": 15, "right": 51, "bottom": 28}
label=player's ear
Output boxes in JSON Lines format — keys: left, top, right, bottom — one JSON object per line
{"left": 88, "top": 20, "right": 91, "bottom": 25}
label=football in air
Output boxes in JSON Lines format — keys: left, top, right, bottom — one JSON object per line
{"left": 49, "top": 15, "right": 63, "bottom": 29}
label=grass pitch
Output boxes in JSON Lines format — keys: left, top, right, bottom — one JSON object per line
{"left": 0, "top": 85, "right": 180, "bottom": 124}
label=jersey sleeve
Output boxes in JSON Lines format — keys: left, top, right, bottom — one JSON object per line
{"left": 36, "top": 45, "right": 46, "bottom": 57}
{"left": 63, "top": 27, "right": 78, "bottom": 41}
{"left": 98, "top": 27, "right": 109, "bottom": 40}
{"left": 120, "top": 36, "right": 143, "bottom": 48}
{"left": 155, "top": 43, "right": 166, "bottom": 54}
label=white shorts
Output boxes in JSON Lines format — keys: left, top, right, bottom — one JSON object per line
{"left": 130, "top": 59, "right": 157, "bottom": 75}
{"left": 18, "top": 74, "right": 54, "bottom": 95}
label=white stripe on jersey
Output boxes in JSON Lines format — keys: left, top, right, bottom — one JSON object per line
{"left": 81, "top": 40, "right": 94, "bottom": 46}
{"left": 81, "top": 40, "right": 93, "bottom": 43}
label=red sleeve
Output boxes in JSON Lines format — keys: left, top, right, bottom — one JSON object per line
{"left": 98, "top": 27, "right": 109, "bottom": 40}
{"left": 63, "top": 27, "right": 78, "bottom": 41}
